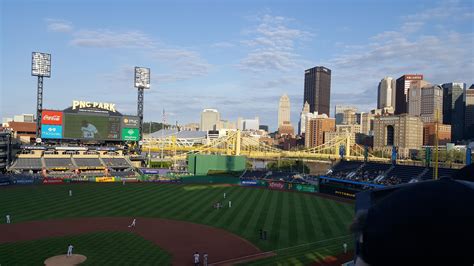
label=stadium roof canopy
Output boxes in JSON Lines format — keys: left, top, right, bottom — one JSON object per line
{"left": 145, "top": 129, "right": 207, "bottom": 140}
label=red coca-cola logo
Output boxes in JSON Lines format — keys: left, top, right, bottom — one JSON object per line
{"left": 42, "top": 110, "right": 63, "bottom": 125}
{"left": 44, "top": 115, "right": 60, "bottom": 121}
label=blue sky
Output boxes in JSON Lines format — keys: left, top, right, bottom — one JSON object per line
{"left": 1, "top": 0, "right": 473, "bottom": 131}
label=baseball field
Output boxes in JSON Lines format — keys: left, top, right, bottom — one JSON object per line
{"left": 0, "top": 181, "right": 354, "bottom": 265}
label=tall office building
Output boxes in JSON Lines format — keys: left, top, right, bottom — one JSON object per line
{"left": 278, "top": 94, "right": 291, "bottom": 130}
{"left": 334, "top": 105, "right": 357, "bottom": 125}
{"left": 305, "top": 115, "right": 335, "bottom": 148}
{"left": 442, "top": 82, "right": 466, "bottom": 142}
{"left": 465, "top": 87, "right": 474, "bottom": 140}
{"left": 298, "top": 101, "right": 310, "bottom": 135}
{"left": 304, "top": 66, "right": 331, "bottom": 115}
{"left": 373, "top": 114, "right": 423, "bottom": 158}
{"left": 377, "top": 77, "right": 396, "bottom": 110}
{"left": 360, "top": 112, "right": 374, "bottom": 135}
{"left": 408, "top": 85, "right": 443, "bottom": 123}
{"left": 395, "top": 74, "right": 427, "bottom": 114}
{"left": 200, "top": 109, "right": 220, "bottom": 131}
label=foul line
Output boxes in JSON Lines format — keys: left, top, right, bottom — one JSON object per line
{"left": 209, "top": 234, "right": 352, "bottom": 265}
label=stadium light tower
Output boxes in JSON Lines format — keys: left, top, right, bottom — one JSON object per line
{"left": 31, "top": 52, "right": 51, "bottom": 140}
{"left": 134, "top": 67, "right": 150, "bottom": 144}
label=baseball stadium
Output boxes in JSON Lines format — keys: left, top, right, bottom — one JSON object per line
{"left": 1, "top": 58, "right": 473, "bottom": 265}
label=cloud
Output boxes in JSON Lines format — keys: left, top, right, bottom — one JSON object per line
{"left": 70, "top": 29, "right": 154, "bottom": 48}
{"left": 211, "top": 42, "right": 235, "bottom": 48}
{"left": 239, "top": 14, "right": 311, "bottom": 73}
{"left": 46, "top": 19, "right": 73, "bottom": 33}
{"left": 326, "top": 0, "right": 474, "bottom": 113}
{"left": 46, "top": 20, "right": 210, "bottom": 84}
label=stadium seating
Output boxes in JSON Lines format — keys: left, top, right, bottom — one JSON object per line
{"left": 385, "top": 165, "right": 425, "bottom": 183}
{"left": 102, "top": 158, "right": 133, "bottom": 168}
{"left": 10, "top": 158, "right": 43, "bottom": 170}
{"left": 44, "top": 158, "right": 75, "bottom": 169}
{"left": 74, "top": 158, "right": 104, "bottom": 168}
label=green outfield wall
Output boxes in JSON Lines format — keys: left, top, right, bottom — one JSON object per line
{"left": 187, "top": 154, "right": 246, "bottom": 175}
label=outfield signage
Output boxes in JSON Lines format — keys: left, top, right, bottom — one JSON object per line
{"left": 241, "top": 180, "right": 258, "bottom": 186}
{"left": 269, "top": 181, "right": 285, "bottom": 190}
{"left": 96, "top": 177, "right": 115, "bottom": 182}
{"left": 43, "top": 178, "right": 64, "bottom": 184}
{"left": 122, "top": 116, "right": 140, "bottom": 128}
{"left": 41, "top": 125, "right": 63, "bottom": 139}
{"left": 122, "top": 128, "right": 140, "bottom": 141}
{"left": 13, "top": 179, "right": 35, "bottom": 184}
{"left": 141, "top": 168, "right": 159, "bottom": 174}
{"left": 295, "top": 184, "right": 316, "bottom": 193}
{"left": 42, "top": 110, "right": 63, "bottom": 125}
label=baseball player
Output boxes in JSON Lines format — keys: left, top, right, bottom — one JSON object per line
{"left": 69, "top": 190, "right": 72, "bottom": 197}
{"left": 128, "top": 218, "right": 136, "bottom": 228}
{"left": 67, "top": 244, "right": 74, "bottom": 257}
{"left": 203, "top": 253, "right": 208, "bottom": 266}
{"left": 6, "top": 214, "right": 11, "bottom": 224}
{"left": 193, "top": 252, "right": 200, "bottom": 266}
{"left": 228, "top": 200, "right": 232, "bottom": 208}
{"left": 223, "top": 192, "right": 226, "bottom": 199}
{"left": 343, "top": 242, "right": 348, "bottom": 254}
{"left": 123, "top": 180, "right": 126, "bottom": 185}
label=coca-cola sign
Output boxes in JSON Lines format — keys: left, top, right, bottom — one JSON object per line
{"left": 42, "top": 110, "right": 63, "bottom": 125}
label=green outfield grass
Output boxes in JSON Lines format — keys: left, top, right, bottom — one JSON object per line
{"left": 0, "top": 183, "right": 354, "bottom": 264}
{"left": 0, "top": 231, "right": 171, "bottom": 265}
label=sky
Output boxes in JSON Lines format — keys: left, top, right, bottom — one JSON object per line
{"left": 1, "top": 0, "right": 473, "bottom": 131}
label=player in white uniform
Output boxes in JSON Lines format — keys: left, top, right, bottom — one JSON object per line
{"left": 228, "top": 201, "right": 232, "bottom": 208}
{"left": 128, "top": 218, "right": 136, "bottom": 228}
{"left": 193, "top": 252, "right": 200, "bottom": 266}
{"left": 69, "top": 190, "right": 72, "bottom": 197}
{"left": 67, "top": 244, "right": 74, "bottom": 257}
{"left": 6, "top": 214, "right": 11, "bottom": 224}
{"left": 343, "top": 242, "right": 348, "bottom": 253}
{"left": 80, "top": 121, "right": 99, "bottom": 139}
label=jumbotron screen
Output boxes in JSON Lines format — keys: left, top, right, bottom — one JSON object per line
{"left": 63, "top": 114, "right": 121, "bottom": 141}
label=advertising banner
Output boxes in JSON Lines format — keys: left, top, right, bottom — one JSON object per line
{"left": 141, "top": 168, "right": 159, "bottom": 175}
{"left": 295, "top": 184, "right": 317, "bottom": 193}
{"left": 42, "top": 110, "right": 63, "bottom": 125}
{"left": 122, "top": 116, "right": 140, "bottom": 128}
{"left": 319, "top": 184, "right": 358, "bottom": 199}
{"left": 122, "top": 128, "right": 140, "bottom": 141}
{"left": 71, "top": 177, "right": 89, "bottom": 183}
{"left": 0, "top": 177, "right": 11, "bottom": 186}
{"left": 241, "top": 180, "right": 258, "bottom": 186}
{"left": 95, "top": 177, "right": 115, "bottom": 182}
{"left": 13, "top": 178, "right": 35, "bottom": 185}
{"left": 269, "top": 181, "right": 285, "bottom": 190}
{"left": 43, "top": 178, "right": 64, "bottom": 184}
{"left": 41, "top": 125, "right": 63, "bottom": 139}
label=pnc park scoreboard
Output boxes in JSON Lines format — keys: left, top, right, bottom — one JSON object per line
{"left": 40, "top": 100, "right": 140, "bottom": 142}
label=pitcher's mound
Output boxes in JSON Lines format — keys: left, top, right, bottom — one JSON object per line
{"left": 44, "top": 254, "right": 87, "bottom": 265}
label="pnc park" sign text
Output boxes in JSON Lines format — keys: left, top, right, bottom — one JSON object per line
{"left": 72, "top": 100, "right": 116, "bottom": 112}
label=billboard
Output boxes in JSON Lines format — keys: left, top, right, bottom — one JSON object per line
{"left": 122, "top": 116, "right": 140, "bottom": 128}
{"left": 42, "top": 110, "right": 63, "bottom": 125}
{"left": 122, "top": 128, "right": 140, "bottom": 141}
{"left": 63, "top": 113, "right": 121, "bottom": 140}
{"left": 41, "top": 125, "right": 63, "bottom": 139}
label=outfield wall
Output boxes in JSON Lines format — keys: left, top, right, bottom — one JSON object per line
{"left": 187, "top": 154, "right": 246, "bottom": 175}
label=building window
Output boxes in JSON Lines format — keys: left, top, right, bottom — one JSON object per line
{"left": 386, "top": 125, "right": 395, "bottom": 146}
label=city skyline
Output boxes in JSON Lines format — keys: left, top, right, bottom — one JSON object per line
{"left": 1, "top": 0, "right": 473, "bottom": 131}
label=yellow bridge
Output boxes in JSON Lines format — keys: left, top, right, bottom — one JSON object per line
{"left": 142, "top": 131, "right": 390, "bottom": 162}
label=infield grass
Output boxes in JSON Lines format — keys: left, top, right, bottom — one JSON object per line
{"left": 0, "top": 183, "right": 354, "bottom": 264}
{"left": 0, "top": 231, "right": 170, "bottom": 265}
